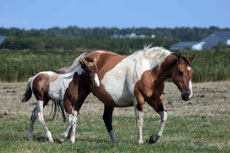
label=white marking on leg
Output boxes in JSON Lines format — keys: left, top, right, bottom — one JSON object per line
{"left": 134, "top": 99, "right": 144, "bottom": 144}
{"left": 109, "top": 129, "right": 117, "bottom": 142}
{"left": 60, "top": 113, "right": 72, "bottom": 142}
{"left": 188, "top": 80, "right": 193, "bottom": 99}
{"left": 70, "top": 111, "right": 78, "bottom": 143}
{"left": 36, "top": 100, "right": 54, "bottom": 142}
{"left": 150, "top": 111, "right": 167, "bottom": 143}
{"left": 94, "top": 74, "right": 100, "bottom": 87}
{"left": 157, "top": 111, "right": 168, "bottom": 137}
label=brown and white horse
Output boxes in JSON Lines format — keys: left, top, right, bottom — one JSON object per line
{"left": 63, "top": 47, "right": 195, "bottom": 144}
{"left": 22, "top": 53, "right": 99, "bottom": 142}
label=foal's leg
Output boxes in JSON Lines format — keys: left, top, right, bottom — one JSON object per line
{"left": 27, "top": 99, "right": 49, "bottom": 141}
{"left": 148, "top": 97, "right": 168, "bottom": 144}
{"left": 60, "top": 100, "right": 73, "bottom": 143}
{"left": 27, "top": 107, "right": 37, "bottom": 140}
{"left": 36, "top": 100, "right": 54, "bottom": 142}
{"left": 103, "top": 105, "right": 117, "bottom": 142}
{"left": 133, "top": 98, "right": 144, "bottom": 144}
{"left": 69, "top": 93, "right": 90, "bottom": 143}
{"left": 60, "top": 92, "right": 90, "bottom": 143}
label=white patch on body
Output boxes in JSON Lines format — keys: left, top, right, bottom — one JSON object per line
{"left": 30, "top": 71, "right": 54, "bottom": 92}
{"left": 48, "top": 73, "right": 74, "bottom": 101}
{"left": 101, "top": 47, "right": 171, "bottom": 107}
{"left": 48, "top": 66, "right": 84, "bottom": 101}
{"left": 188, "top": 80, "right": 193, "bottom": 99}
{"left": 187, "top": 66, "right": 192, "bottom": 71}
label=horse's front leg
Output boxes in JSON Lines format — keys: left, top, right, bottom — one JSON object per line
{"left": 133, "top": 96, "right": 145, "bottom": 144}
{"left": 147, "top": 97, "right": 168, "bottom": 144}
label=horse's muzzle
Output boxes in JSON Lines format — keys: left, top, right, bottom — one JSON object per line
{"left": 181, "top": 90, "right": 191, "bottom": 101}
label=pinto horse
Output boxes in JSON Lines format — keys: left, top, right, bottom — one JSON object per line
{"left": 22, "top": 54, "right": 99, "bottom": 142}
{"left": 63, "top": 47, "right": 195, "bottom": 144}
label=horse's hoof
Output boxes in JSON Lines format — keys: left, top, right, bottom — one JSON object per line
{"left": 149, "top": 135, "right": 159, "bottom": 144}
{"left": 138, "top": 140, "right": 144, "bottom": 144}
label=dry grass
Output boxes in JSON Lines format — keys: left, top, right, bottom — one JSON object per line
{"left": 1, "top": 81, "right": 230, "bottom": 118}
{"left": 0, "top": 81, "right": 230, "bottom": 153}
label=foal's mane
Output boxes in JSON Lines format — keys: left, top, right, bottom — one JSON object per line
{"left": 56, "top": 52, "right": 88, "bottom": 74}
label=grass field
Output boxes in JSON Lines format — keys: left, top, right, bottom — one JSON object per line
{"left": 1, "top": 48, "right": 230, "bottom": 82}
{"left": 0, "top": 81, "right": 230, "bottom": 153}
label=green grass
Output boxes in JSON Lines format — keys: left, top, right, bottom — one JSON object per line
{"left": 0, "top": 114, "right": 229, "bottom": 153}
{"left": 1, "top": 48, "right": 230, "bottom": 82}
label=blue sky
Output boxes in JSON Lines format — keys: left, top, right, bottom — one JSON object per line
{"left": 0, "top": 0, "right": 229, "bottom": 29}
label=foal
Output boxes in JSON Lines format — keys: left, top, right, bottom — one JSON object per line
{"left": 22, "top": 55, "right": 99, "bottom": 142}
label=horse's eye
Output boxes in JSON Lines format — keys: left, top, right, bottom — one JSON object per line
{"left": 178, "top": 70, "right": 183, "bottom": 75}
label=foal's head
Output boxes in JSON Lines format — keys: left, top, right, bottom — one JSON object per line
{"left": 171, "top": 54, "right": 195, "bottom": 101}
{"left": 80, "top": 57, "right": 100, "bottom": 87}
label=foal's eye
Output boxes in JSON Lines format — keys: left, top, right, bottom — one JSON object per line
{"left": 178, "top": 70, "right": 183, "bottom": 75}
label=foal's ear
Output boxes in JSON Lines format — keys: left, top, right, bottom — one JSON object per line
{"left": 92, "top": 57, "right": 96, "bottom": 63}
{"left": 80, "top": 57, "right": 87, "bottom": 65}
{"left": 188, "top": 54, "right": 195, "bottom": 63}
{"left": 177, "top": 53, "right": 182, "bottom": 61}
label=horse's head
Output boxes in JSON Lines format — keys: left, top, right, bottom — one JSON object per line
{"left": 171, "top": 53, "right": 195, "bottom": 101}
{"left": 80, "top": 57, "right": 100, "bottom": 88}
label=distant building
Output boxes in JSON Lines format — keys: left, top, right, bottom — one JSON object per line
{"left": 110, "top": 33, "right": 149, "bottom": 39}
{"left": 170, "top": 42, "right": 198, "bottom": 50}
{"left": 0, "top": 36, "right": 7, "bottom": 44}
{"left": 170, "top": 31, "right": 230, "bottom": 50}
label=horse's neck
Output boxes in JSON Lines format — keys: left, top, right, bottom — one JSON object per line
{"left": 155, "top": 54, "right": 176, "bottom": 84}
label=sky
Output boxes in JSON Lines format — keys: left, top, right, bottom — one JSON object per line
{"left": 0, "top": 0, "right": 229, "bottom": 29}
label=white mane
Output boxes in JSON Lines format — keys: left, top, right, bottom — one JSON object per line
{"left": 128, "top": 46, "right": 172, "bottom": 69}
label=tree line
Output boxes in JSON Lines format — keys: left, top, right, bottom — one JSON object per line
{"left": 0, "top": 26, "right": 229, "bottom": 51}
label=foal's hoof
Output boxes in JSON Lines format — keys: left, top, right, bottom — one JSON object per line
{"left": 49, "top": 138, "right": 54, "bottom": 143}
{"left": 148, "top": 135, "right": 159, "bottom": 144}
{"left": 59, "top": 137, "right": 66, "bottom": 143}
{"left": 70, "top": 138, "right": 75, "bottom": 144}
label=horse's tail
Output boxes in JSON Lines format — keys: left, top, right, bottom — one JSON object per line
{"left": 50, "top": 100, "right": 67, "bottom": 122}
{"left": 22, "top": 77, "right": 33, "bottom": 102}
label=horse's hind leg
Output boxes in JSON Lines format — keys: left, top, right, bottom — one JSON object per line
{"left": 103, "top": 105, "right": 117, "bottom": 142}
{"left": 147, "top": 97, "right": 167, "bottom": 144}
{"left": 36, "top": 100, "right": 54, "bottom": 142}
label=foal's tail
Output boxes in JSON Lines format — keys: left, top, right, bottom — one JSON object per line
{"left": 22, "top": 77, "right": 33, "bottom": 102}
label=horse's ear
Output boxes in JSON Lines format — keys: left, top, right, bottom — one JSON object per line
{"left": 188, "top": 54, "right": 195, "bottom": 63}
{"left": 177, "top": 53, "right": 182, "bottom": 61}
{"left": 80, "top": 57, "right": 87, "bottom": 65}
